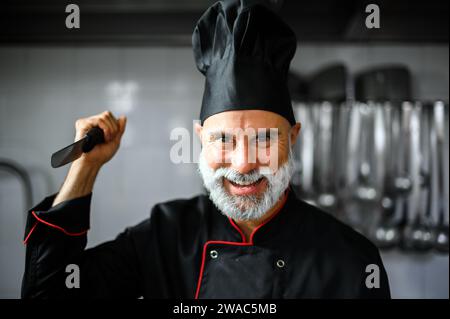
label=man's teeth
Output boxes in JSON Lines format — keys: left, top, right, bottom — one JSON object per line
{"left": 229, "top": 179, "right": 261, "bottom": 186}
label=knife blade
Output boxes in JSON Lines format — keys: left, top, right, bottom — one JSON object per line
{"left": 51, "top": 127, "right": 105, "bottom": 168}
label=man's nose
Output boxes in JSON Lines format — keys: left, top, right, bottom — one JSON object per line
{"left": 230, "top": 140, "right": 258, "bottom": 174}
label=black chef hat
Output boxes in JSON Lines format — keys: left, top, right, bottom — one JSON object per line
{"left": 193, "top": 0, "right": 297, "bottom": 125}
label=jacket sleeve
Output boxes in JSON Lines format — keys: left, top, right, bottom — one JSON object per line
{"left": 21, "top": 193, "right": 143, "bottom": 299}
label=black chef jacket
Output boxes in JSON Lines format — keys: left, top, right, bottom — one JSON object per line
{"left": 21, "top": 189, "right": 390, "bottom": 299}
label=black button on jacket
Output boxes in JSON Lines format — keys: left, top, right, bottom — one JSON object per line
{"left": 21, "top": 191, "right": 390, "bottom": 299}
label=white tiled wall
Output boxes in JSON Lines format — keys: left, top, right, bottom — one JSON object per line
{"left": 0, "top": 44, "right": 448, "bottom": 298}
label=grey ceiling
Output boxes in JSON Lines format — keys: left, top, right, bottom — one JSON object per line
{"left": 1, "top": 0, "right": 448, "bottom": 45}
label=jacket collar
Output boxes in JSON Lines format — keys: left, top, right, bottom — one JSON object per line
{"left": 211, "top": 186, "right": 302, "bottom": 246}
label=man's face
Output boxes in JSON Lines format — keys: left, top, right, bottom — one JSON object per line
{"left": 196, "top": 110, "right": 301, "bottom": 221}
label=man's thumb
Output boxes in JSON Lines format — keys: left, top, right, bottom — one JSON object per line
{"left": 118, "top": 116, "right": 127, "bottom": 137}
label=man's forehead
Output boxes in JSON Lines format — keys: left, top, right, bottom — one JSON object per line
{"left": 202, "top": 110, "right": 289, "bottom": 129}
{"left": 205, "top": 127, "right": 281, "bottom": 137}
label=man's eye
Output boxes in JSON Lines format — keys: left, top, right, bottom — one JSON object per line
{"left": 257, "top": 133, "right": 270, "bottom": 142}
{"left": 218, "top": 134, "right": 233, "bottom": 143}
{"left": 255, "top": 133, "right": 273, "bottom": 146}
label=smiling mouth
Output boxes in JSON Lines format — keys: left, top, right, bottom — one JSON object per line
{"left": 225, "top": 177, "right": 267, "bottom": 196}
{"left": 228, "top": 177, "right": 264, "bottom": 187}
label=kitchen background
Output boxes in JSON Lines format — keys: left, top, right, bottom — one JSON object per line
{"left": 0, "top": 0, "right": 448, "bottom": 298}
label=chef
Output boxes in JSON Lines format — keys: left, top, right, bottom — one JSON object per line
{"left": 21, "top": 0, "right": 390, "bottom": 299}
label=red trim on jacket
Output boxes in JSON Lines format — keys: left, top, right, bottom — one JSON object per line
{"left": 227, "top": 218, "right": 246, "bottom": 242}
{"left": 23, "top": 211, "right": 89, "bottom": 245}
{"left": 23, "top": 221, "right": 39, "bottom": 245}
{"left": 195, "top": 190, "right": 289, "bottom": 299}
{"left": 194, "top": 240, "right": 252, "bottom": 299}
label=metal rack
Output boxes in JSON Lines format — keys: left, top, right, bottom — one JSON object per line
{"left": 292, "top": 100, "right": 449, "bottom": 253}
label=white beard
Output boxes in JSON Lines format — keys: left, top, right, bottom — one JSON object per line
{"left": 198, "top": 149, "right": 295, "bottom": 221}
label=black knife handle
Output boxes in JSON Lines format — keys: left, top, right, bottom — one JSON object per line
{"left": 82, "top": 127, "right": 105, "bottom": 153}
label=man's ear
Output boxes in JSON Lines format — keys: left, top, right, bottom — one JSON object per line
{"left": 194, "top": 122, "right": 203, "bottom": 145}
{"left": 290, "top": 123, "right": 301, "bottom": 146}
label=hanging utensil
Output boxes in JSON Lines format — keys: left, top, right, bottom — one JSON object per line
{"left": 308, "top": 64, "right": 348, "bottom": 213}
{"left": 433, "top": 101, "right": 449, "bottom": 253}
{"left": 401, "top": 103, "right": 435, "bottom": 251}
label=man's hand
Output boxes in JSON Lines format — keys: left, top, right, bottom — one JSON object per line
{"left": 52, "top": 111, "right": 127, "bottom": 207}
{"left": 75, "top": 111, "right": 127, "bottom": 168}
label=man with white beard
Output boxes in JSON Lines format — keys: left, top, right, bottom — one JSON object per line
{"left": 21, "top": 0, "right": 390, "bottom": 299}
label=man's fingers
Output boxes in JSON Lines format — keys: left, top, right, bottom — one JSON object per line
{"left": 75, "top": 111, "right": 123, "bottom": 143}
{"left": 103, "top": 111, "right": 123, "bottom": 142}
{"left": 104, "top": 111, "right": 119, "bottom": 134}
{"left": 96, "top": 116, "right": 113, "bottom": 142}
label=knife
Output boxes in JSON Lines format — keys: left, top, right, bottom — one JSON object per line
{"left": 51, "top": 127, "right": 105, "bottom": 168}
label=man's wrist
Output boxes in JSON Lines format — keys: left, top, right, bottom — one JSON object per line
{"left": 52, "top": 160, "right": 101, "bottom": 207}
{"left": 70, "top": 158, "right": 102, "bottom": 176}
